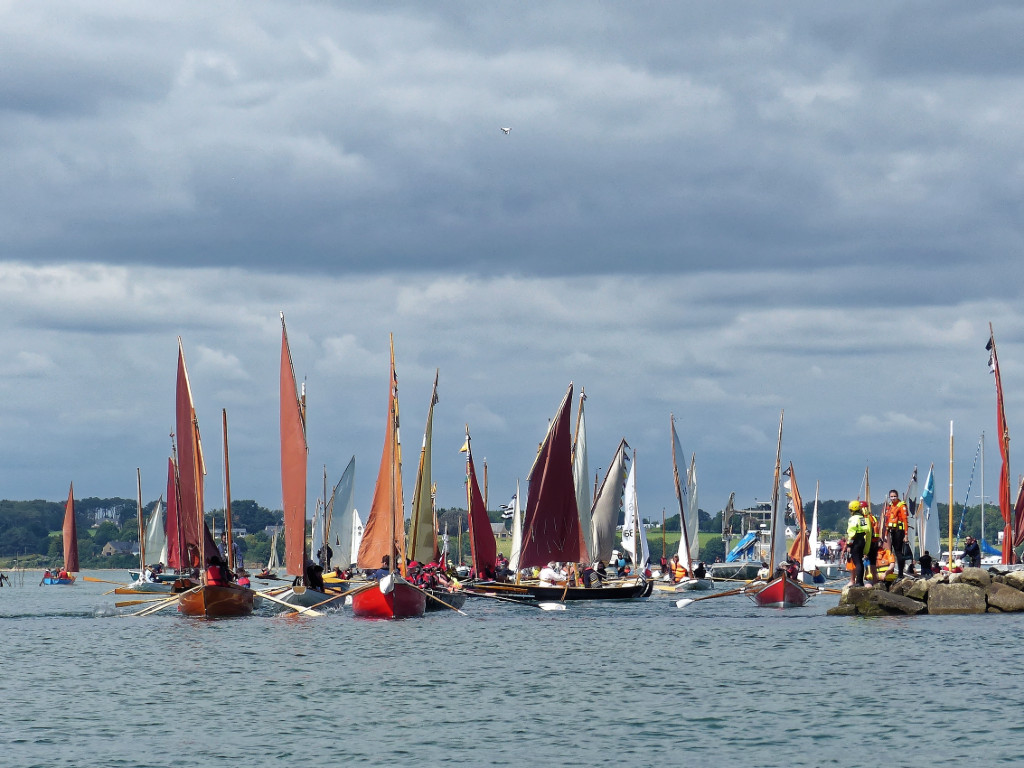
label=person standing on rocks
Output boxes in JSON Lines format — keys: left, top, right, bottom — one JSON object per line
{"left": 919, "top": 550, "right": 933, "bottom": 578}
{"left": 963, "top": 536, "right": 981, "bottom": 568}
{"left": 862, "top": 501, "right": 880, "bottom": 584}
{"left": 847, "top": 501, "right": 872, "bottom": 588}
{"left": 884, "top": 489, "right": 910, "bottom": 577}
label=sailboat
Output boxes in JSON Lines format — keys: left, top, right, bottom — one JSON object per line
{"left": 749, "top": 411, "right": 810, "bottom": 608}
{"left": 352, "top": 336, "right": 427, "bottom": 619}
{"left": 42, "top": 484, "right": 78, "bottom": 585}
{"left": 463, "top": 425, "right": 498, "bottom": 580}
{"left": 515, "top": 384, "right": 650, "bottom": 601}
{"left": 177, "top": 408, "right": 256, "bottom": 618}
{"left": 572, "top": 389, "right": 593, "bottom": 563}
{"left": 659, "top": 415, "right": 712, "bottom": 592}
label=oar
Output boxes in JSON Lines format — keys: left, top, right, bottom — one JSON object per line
{"left": 83, "top": 576, "right": 130, "bottom": 586}
{"left": 116, "top": 596, "right": 175, "bottom": 608}
{"left": 257, "top": 589, "right": 325, "bottom": 617}
{"left": 132, "top": 590, "right": 192, "bottom": 617}
{"left": 418, "top": 588, "right": 470, "bottom": 617}
{"left": 676, "top": 586, "right": 748, "bottom": 608}
{"left": 465, "top": 591, "right": 559, "bottom": 610}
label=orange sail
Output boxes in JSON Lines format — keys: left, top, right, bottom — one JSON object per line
{"left": 280, "top": 314, "right": 308, "bottom": 578}
{"left": 175, "top": 339, "right": 216, "bottom": 569}
{"left": 519, "top": 384, "right": 583, "bottom": 569}
{"left": 785, "top": 463, "right": 809, "bottom": 562}
{"left": 357, "top": 336, "right": 406, "bottom": 572}
{"left": 63, "top": 483, "right": 79, "bottom": 573}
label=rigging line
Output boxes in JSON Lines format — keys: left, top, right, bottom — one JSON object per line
{"left": 954, "top": 433, "right": 984, "bottom": 548}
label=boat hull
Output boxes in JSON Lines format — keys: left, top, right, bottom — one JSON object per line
{"left": 518, "top": 579, "right": 651, "bottom": 602}
{"left": 655, "top": 578, "right": 714, "bottom": 593}
{"left": 42, "top": 577, "right": 75, "bottom": 585}
{"left": 351, "top": 579, "right": 426, "bottom": 619}
{"left": 708, "top": 561, "right": 763, "bottom": 581}
{"left": 423, "top": 588, "right": 467, "bottom": 612}
{"left": 177, "top": 584, "right": 255, "bottom": 617}
{"left": 751, "top": 574, "right": 808, "bottom": 608}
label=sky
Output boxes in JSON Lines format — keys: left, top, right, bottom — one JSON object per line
{"left": 1, "top": 1, "right": 1022, "bottom": 522}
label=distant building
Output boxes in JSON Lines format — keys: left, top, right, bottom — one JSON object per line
{"left": 101, "top": 541, "right": 139, "bottom": 557}
{"left": 490, "top": 522, "right": 509, "bottom": 539}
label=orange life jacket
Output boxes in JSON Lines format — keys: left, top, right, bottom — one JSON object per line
{"left": 205, "top": 565, "right": 225, "bottom": 586}
{"left": 886, "top": 501, "right": 908, "bottom": 531}
{"left": 669, "top": 562, "right": 688, "bottom": 581}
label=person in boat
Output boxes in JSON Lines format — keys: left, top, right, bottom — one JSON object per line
{"left": 539, "top": 562, "right": 567, "bottom": 587}
{"left": 369, "top": 555, "right": 391, "bottom": 581}
{"left": 963, "top": 536, "right": 981, "bottom": 568}
{"left": 884, "top": 489, "right": 910, "bottom": 577}
{"left": 693, "top": 561, "right": 707, "bottom": 579}
{"left": 236, "top": 569, "right": 251, "bottom": 588}
{"left": 756, "top": 561, "right": 770, "bottom": 580}
{"left": 205, "top": 555, "right": 229, "bottom": 586}
{"left": 58, "top": 567, "right": 69, "bottom": 580}
{"left": 668, "top": 554, "right": 688, "bottom": 583}
{"left": 580, "top": 562, "right": 605, "bottom": 588}
{"left": 43, "top": 569, "right": 53, "bottom": 581}
{"left": 847, "top": 500, "right": 872, "bottom": 588}
{"left": 316, "top": 544, "right": 334, "bottom": 569}
{"left": 595, "top": 560, "right": 608, "bottom": 580}
{"left": 783, "top": 557, "right": 799, "bottom": 580}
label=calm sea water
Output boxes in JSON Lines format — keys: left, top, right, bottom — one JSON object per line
{"left": 2, "top": 570, "right": 1021, "bottom": 767}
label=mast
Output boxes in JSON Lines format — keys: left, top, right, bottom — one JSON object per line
{"left": 987, "top": 323, "right": 1013, "bottom": 564}
{"left": 980, "top": 433, "right": 986, "bottom": 544}
{"left": 136, "top": 468, "right": 146, "bottom": 575}
{"left": 949, "top": 420, "right": 955, "bottom": 565}
{"left": 767, "top": 410, "right": 784, "bottom": 573}
{"left": 222, "top": 409, "right": 236, "bottom": 572}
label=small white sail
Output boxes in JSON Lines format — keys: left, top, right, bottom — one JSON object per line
{"left": 350, "top": 508, "right": 365, "bottom": 566}
{"left": 685, "top": 453, "right": 699, "bottom": 565}
{"left": 803, "top": 482, "right": 820, "bottom": 572}
{"left": 572, "top": 392, "right": 593, "bottom": 562}
{"left": 509, "top": 481, "right": 523, "bottom": 574}
{"left": 145, "top": 497, "right": 168, "bottom": 566}
{"left": 267, "top": 529, "right": 282, "bottom": 571}
{"left": 621, "top": 456, "right": 649, "bottom": 569}
{"left": 311, "top": 500, "right": 324, "bottom": 566}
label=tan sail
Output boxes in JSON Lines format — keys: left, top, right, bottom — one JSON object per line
{"left": 408, "top": 370, "right": 439, "bottom": 564}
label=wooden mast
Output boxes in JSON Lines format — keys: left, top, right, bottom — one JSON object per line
{"left": 136, "top": 468, "right": 146, "bottom": 576}
{"left": 222, "top": 409, "right": 235, "bottom": 572}
{"left": 949, "top": 420, "right": 955, "bottom": 567}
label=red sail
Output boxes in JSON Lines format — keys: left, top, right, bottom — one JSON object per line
{"left": 176, "top": 340, "right": 214, "bottom": 568}
{"left": 988, "top": 327, "right": 1014, "bottom": 564}
{"left": 165, "top": 457, "right": 184, "bottom": 570}
{"left": 519, "top": 384, "right": 583, "bottom": 569}
{"left": 466, "top": 438, "right": 497, "bottom": 578}
{"left": 62, "top": 483, "right": 80, "bottom": 573}
{"left": 280, "top": 316, "right": 307, "bottom": 577}
{"left": 1013, "top": 477, "right": 1024, "bottom": 551}
{"left": 357, "top": 337, "right": 406, "bottom": 571}
{"left": 785, "top": 463, "right": 809, "bottom": 562}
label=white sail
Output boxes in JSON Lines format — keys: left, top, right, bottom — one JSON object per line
{"left": 572, "top": 392, "right": 593, "bottom": 562}
{"left": 672, "top": 417, "right": 700, "bottom": 570}
{"left": 803, "top": 482, "right": 820, "bottom": 571}
{"left": 591, "top": 440, "right": 630, "bottom": 563}
{"left": 918, "top": 465, "right": 940, "bottom": 558}
{"left": 508, "top": 481, "right": 523, "bottom": 574}
{"left": 350, "top": 508, "right": 365, "bottom": 566}
{"left": 328, "top": 456, "right": 357, "bottom": 568}
{"left": 311, "top": 500, "right": 324, "bottom": 566}
{"left": 267, "top": 529, "right": 282, "bottom": 571}
{"left": 621, "top": 456, "right": 649, "bottom": 569}
{"left": 686, "top": 453, "right": 699, "bottom": 565}
{"left": 145, "top": 497, "right": 167, "bottom": 566}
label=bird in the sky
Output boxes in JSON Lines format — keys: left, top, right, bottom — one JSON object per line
{"left": 500, "top": 127, "right": 511, "bottom": 135}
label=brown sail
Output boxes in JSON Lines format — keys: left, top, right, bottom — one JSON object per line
{"left": 280, "top": 314, "right": 308, "bottom": 578}
{"left": 63, "top": 483, "right": 79, "bottom": 573}
{"left": 519, "top": 384, "right": 584, "bottom": 569}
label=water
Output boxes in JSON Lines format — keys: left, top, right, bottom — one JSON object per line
{"left": 2, "top": 570, "right": 1021, "bottom": 767}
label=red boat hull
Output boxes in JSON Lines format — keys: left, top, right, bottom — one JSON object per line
{"left": 752, "top": 574, "right": 808, "bottom": 608}
{"left": 177, "top": 584, "right": 255, "bottom": 617}
{"left": 351, "top": 579, "right": 426, "bottom": 619}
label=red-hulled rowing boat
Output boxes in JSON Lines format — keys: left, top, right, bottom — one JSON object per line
{"left": 351, "top": 574, "right": 426, "bottom": 619}
{"left": 750, "top": 572, "right": 808, "bottom": 608}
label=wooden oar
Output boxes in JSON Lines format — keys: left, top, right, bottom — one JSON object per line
{"left": 465, "top": 591, "right": 557, "bottom": 610}
{"left": 83, "top": 576, "right": 130, "bottom": 586}
{"left": 115, "top": 596, "right": 175, "bottom": 608}
{"left": 676, "top": 586, "right": 748, "bottom": 608}
{"left": 257, "top": 589, "right": 325, "bottom": 617}
{"left": 418, "top": 588, "right": 470, "bottom": 617}
{"left": 132, "top": 589, "right": 195, "bottom": 617}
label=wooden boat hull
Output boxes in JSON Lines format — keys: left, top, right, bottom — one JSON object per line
{"left": 42, "top": 577, "right": 75, "bottom": 585}
{"left": 750, "top": 574, "right": 808, "bottom": 608}
{"left": 519, "top": 579, "right": 651, "bottom": 602}
{"left": 177, "top": 584, "right": 255, "bottom": 617}
{"left": 423, "top": 588, "right": 467, "bottom": 612}
{"left": 351, "top": 578, "right": 426, "bottom": 619}
{"left": 114, "top": 582, "right": 173, "bottom": 595}
{"left": 708, "top": 561, "right": 763, "bottom": 581}
{"left": 129, "top": 571, "right": 183, "bottom": 584}
{"left": 655, "top": 578, "right": 714, "bottom": 593}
